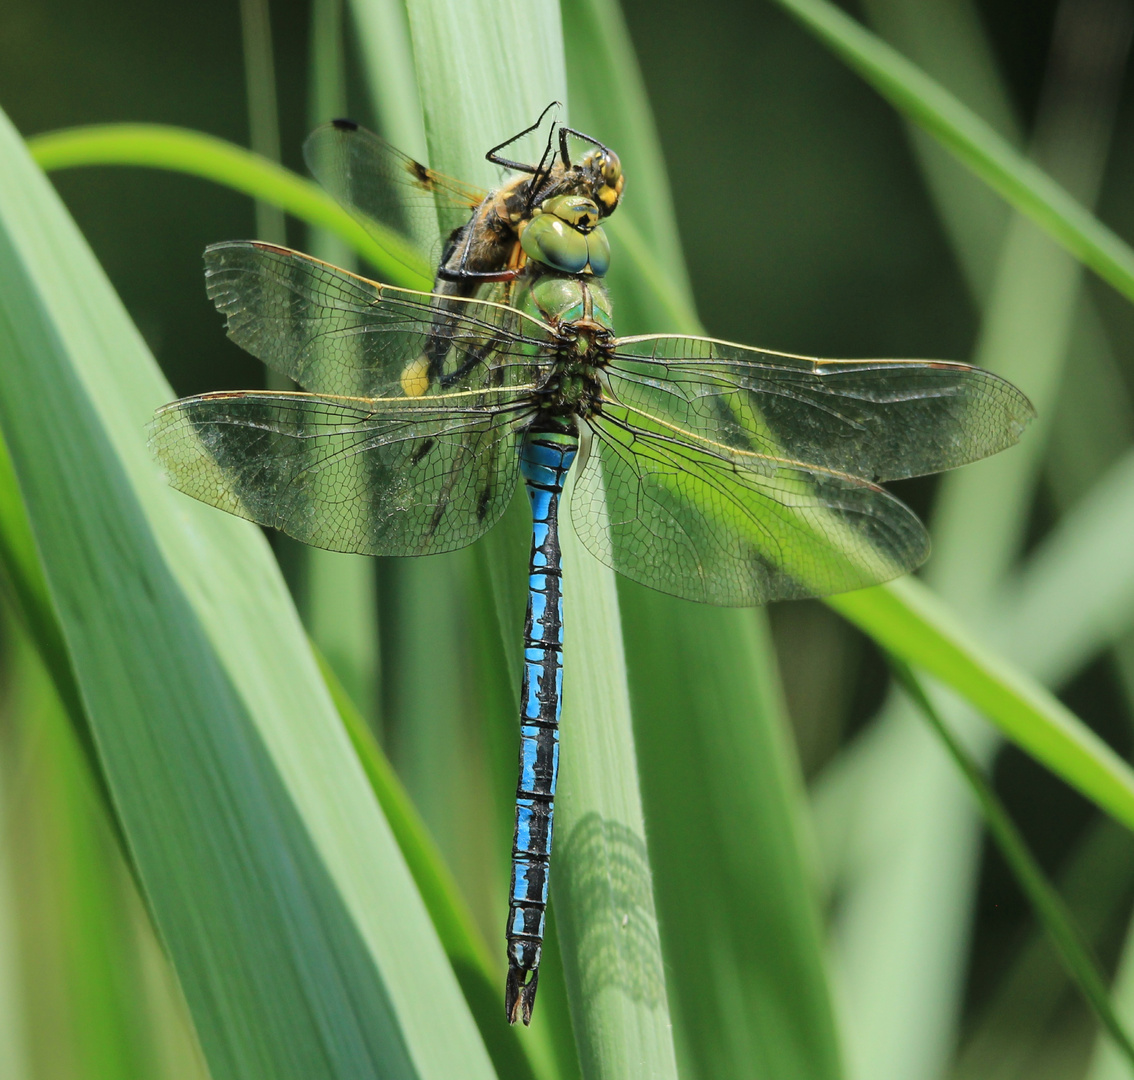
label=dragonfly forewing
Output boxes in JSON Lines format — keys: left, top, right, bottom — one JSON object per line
{"left": 607, "top": 335, "right": 1036, "bottom": 483}
{"left": 205, "top": 241, "right": 555, "bottom": 399}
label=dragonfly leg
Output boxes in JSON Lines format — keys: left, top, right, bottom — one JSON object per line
{"left": 556, "top": 124, "right": 613, "bottom": 168}
{"left": 506, "top": 427, "right": 578, "bottom": 1025}
{"left": 485, "top": 100, "right": 560, "bottom": 174}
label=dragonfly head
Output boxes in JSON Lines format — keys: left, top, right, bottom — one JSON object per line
{"left": 519, "top": 196, "right": 611, "bottom": 276}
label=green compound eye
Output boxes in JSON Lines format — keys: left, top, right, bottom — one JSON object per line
{"left": 521, "top": 215, "right": 591, "bottom": 273}
{"left": 520, "top": 195, "right": 610, "bottom": 275}
{"left": 585, "top": 226, "right": 610, "bottom": 276}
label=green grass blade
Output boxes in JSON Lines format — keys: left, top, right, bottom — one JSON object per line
{"left": 1086, "top": 920, "right": 1134, "bottom": 1080}
{"left": 0, "top": 431, "right": 87, "bottom": 731}
{"left": 890, "top": 661, "right": 1134, "bottom": 1071}
{"left": 0, "top": 617, "right": 210, "bottom": 1080}
{"left": 317, "top": 647, "right": 494, "bottom": 975}
{"left": 829, "top": 580, "right": 1134, "bottom": 833}
{"left": 302, "top": 0, "right": 381, "bottom": 731}
{"left": 953, "top": 818, "right": 1134, "bottom": 1080}
{"left": 557, "top": 517, "right": 678, "bottom": 1077}
{"left": 998, "top": 447, "right": 1134, "bottom": 686}
{"left": 348, "top": 0, "right": 426, "bottom": 156}
{"left": 24, "top": 57, "right": 556, "bottom": 1080}
{"left": 238, "top": 0, "right": 286, "bottom": 244}
{"left": 338, "top": 8, "right": 547, "bottom": 1067}
{"left": 806, "top": 7, "right": 1126, "bottom": 1073}
{"left": 816, "top": 8, "right": 1128, "bottom": 1075}
{"left": 564, "top": 2, "right": 846, "bottom": 1077}
{"left": 0, "top": 817, "right": 27, "bottom": 1080}
{"left": 27, "top": 124, "right": 432, "bottom": 288}
{"left": 317, "top": 648, "right": 545, "bottom": 1080}
{"left": 767, "top": 0, "right": 1134, "bottom": 308}
{"left": 858, "top": 0, "right": 1018, "bottom": 301}
{"left": 620, "top": 592, "right": 844, "bottom": 1080}
{"left": 0, "top": 102, "right": 496, "bottom": 1080}
{"left": 349, "top": 14, "right": 555, "bottom": 1071}
{"left": 1, "top": 424, "right": 131, "bottom": 867}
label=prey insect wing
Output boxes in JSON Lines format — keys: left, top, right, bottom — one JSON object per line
{"left": 304, "top": 119, "right": 488, "bottom": 277}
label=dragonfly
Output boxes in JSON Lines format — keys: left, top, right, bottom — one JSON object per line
{"left": 151, "top": 118, "right": 1035, "bottom": 1026}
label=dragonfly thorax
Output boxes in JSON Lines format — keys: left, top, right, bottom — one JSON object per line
{"left": 523, "top": 269, "right": 614, "bottom": 330}
{"left": 530, "top": 326, "right": 610, "bottom": 422}
{"left": 532, "top": 357, "right": 604, "bottom": 420}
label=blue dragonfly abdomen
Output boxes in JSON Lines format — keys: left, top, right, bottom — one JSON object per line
{"left": 503, "top": 268, "right": 609, "bottom": 1024}
{"left": 507, "top": 424, "right": 578, "bottom": 1025}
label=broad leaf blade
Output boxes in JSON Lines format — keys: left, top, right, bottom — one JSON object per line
{"left": 402, "top": 1, "right": 681, "bottom": 1074}
{"left": 0, "top": 103, "right": 495, "bottom": 1080}
{"left": 562, "top": 2, "right": 846, "bottom": 1076}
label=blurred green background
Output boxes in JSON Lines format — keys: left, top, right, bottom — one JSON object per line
{"left": 2, "top": 0, "right": 1134, "bottom": 1078}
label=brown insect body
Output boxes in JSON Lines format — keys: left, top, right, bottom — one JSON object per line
{"left": 434, "top": 143, "right": 624, "bottom": 298}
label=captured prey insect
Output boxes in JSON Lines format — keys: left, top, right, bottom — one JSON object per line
{"left": 150, "top": 116, "right": 1034, "bottom": 1025}
{"left": 303, "top": 101, "right": 623, "bottom": 299}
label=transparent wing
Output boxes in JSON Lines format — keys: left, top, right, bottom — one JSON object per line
{"left": 204, "top": 241, "right": 556, "bottom": 398}
{"left": 303, "top": 119, "right": 488, "bottom": 275}
{"left": 607, "top": 334, "right": 1035, "bottom": 483}
{"left": 572, "top": 404, "right": 930, "bottom": 606}
{"left": 150, "top": 390, "right": 529, "bottom": 556}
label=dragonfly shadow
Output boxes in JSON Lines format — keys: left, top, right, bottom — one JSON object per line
{"left": 554, "top": 811, "right": 667, "bottom": 1009}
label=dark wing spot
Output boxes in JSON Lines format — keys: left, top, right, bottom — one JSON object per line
{"left": 410, "top": 437, "right": 436, "bottom": 465}
{"left": 407, "top": 159, "right": 436, "bottom": 190}
{"left": 331, "top": 117, "right": 359, "bottom": 131}
{"left": 427, "top": 498, "right": 448, "bottom": 537}
{"left": 477, "top": 481, "right": 492, "bottom": 521}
